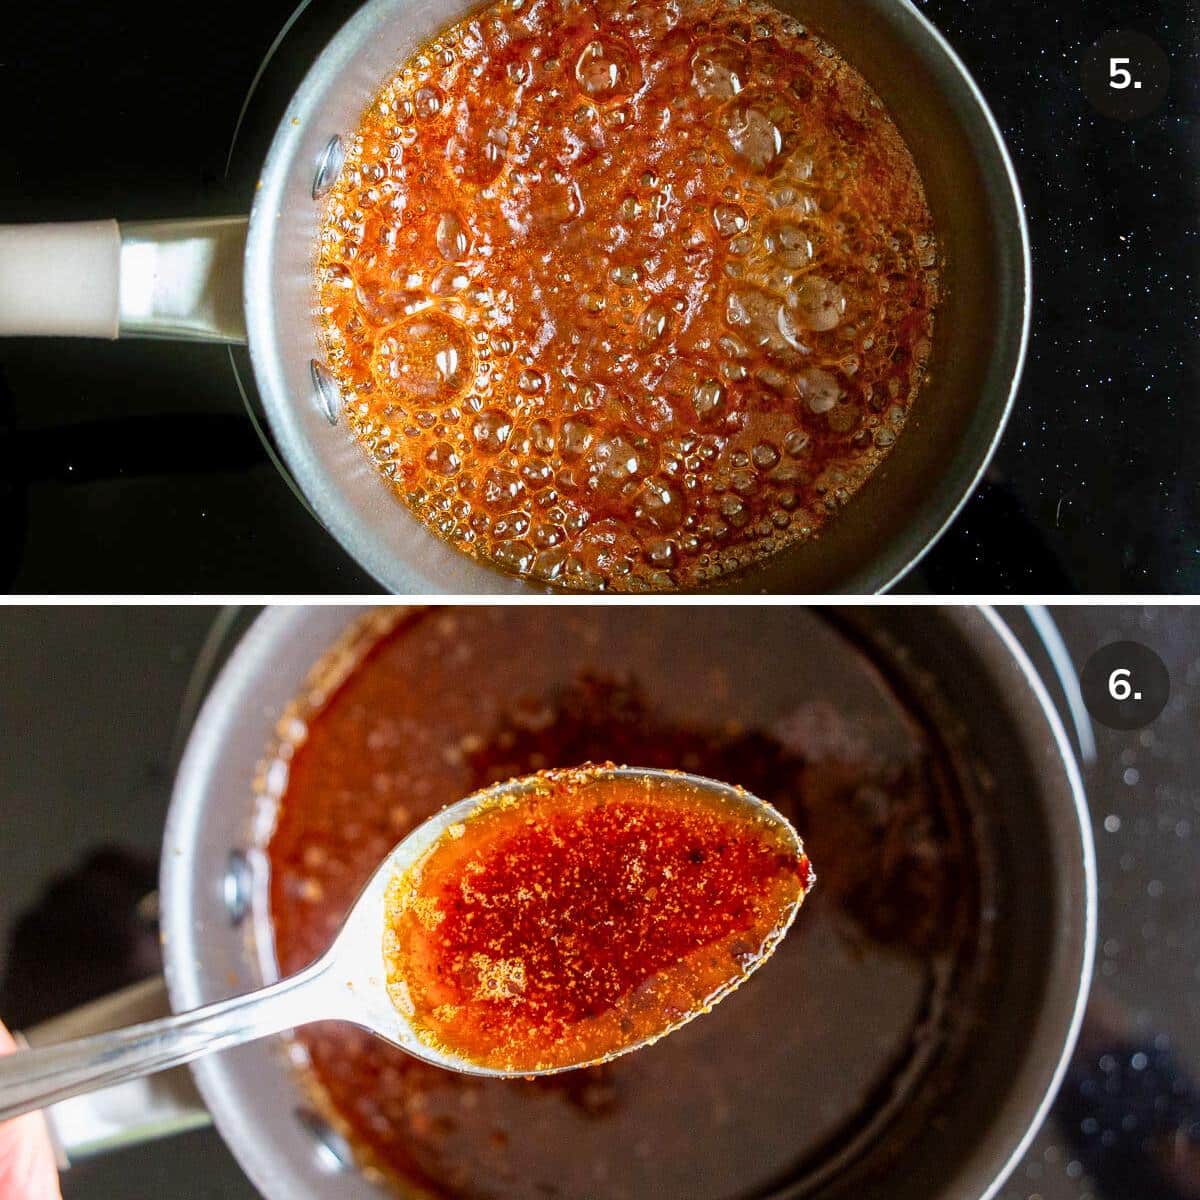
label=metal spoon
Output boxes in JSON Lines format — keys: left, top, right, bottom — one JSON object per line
{"left": 0, "top": 766, "right": 803, "bottom": 1121}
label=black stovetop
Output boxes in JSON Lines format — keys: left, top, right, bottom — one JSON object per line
{"left": 1, "top": 0, "right": 1196, "bottom": 594}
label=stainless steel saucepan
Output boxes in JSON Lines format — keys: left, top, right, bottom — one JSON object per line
{"left": 0, "top": 0, "right": 1029, "bottom": 593}
{"left": 17, "top": 605, "right": 1092, "bottom": 1200}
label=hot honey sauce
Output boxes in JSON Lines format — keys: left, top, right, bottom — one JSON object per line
{"left": 267, "top": 609, "right": 986, "bottom": 1197}
{"left": 381, "top": 766, "right": 813, "bottom": 1073}
{"left": 317, "top": 0, "right": 938, "bottom": 590}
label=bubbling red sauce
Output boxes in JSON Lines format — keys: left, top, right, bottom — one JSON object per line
{"left": 316, "top": 0, "right": 938, "bottom": 590}
{"left": 383, "top": 766, "right": 812, "bottom": 1073}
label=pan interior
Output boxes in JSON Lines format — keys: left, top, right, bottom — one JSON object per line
{"left": 255, "top": 608, "right": 988, "bottom": 1199}
{"left": 244, "top": 0, "right": 1027, "bottom": 594}
{"left": 163, "top": 607, "right": 1086, "bottom": 1200}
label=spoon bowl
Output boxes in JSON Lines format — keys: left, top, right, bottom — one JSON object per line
{"left": 323, "top": 765, "right": 806, "bottom": 1074}
{"left": 0, "top": 766, "right": 805, "bottom": 1117}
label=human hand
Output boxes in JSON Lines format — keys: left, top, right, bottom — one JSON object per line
{"left": 0, "top": 1025, "right": 61, "bottom": 1200}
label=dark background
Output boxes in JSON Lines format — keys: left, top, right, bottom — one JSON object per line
{"left": 0, "top": 605, "right": 1196, "bottom": 1200}
{"left": 0, "top": 0, "right": 1197, "bottom": 594}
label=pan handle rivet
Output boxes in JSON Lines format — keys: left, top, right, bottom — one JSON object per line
{"left": 311, "top": 359, "right": 342, "bottom": 426}
{"left": 223, "top": 850, "right": 252, "bottom": 924}
{"left": 295, "top": 1108, "right": 354, "bottom": 1171}
{"left": 312, "top": 135, "right": 345, "bottom": 200}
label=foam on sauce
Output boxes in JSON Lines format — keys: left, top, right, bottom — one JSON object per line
{"left": 316, "top": 0, "right": 938, "bottom": 590}
{"left": 383, "top": 766, "right": 812, "bottom": 1073}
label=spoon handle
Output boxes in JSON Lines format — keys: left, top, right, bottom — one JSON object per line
{"left": 0, "top": 964, "right": 331, "bottom": 1122}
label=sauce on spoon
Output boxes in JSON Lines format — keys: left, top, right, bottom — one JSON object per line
{"left": 382, "top": 764, "right": 813, "bottom": 1073}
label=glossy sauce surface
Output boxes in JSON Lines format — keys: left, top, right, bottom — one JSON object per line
{"left": 265, "top": 609, "right": 981, "bottom": 1198}
{"left": 316, "top": 0, "right": 938, "bottom": 590}
{"left": 384, "top": 767, "right": 811, "bottom": 1072}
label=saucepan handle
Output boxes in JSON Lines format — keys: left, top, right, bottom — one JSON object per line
{"left": 0, "top": 217, "right": 248, "bottom": 343}
{"left": 18, "top": 978, "right": 210, "bottom": 1165}
{"left": 0, "top": 968, "right": 324, "bottom": 1129}
{"left": 8, "top": 969, "right": 328, "bottom": 1166}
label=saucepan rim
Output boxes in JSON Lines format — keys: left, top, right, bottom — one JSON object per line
{"left": 242, "top": 0, "right": 1032, "bottom": 595}
{"left": 160, "top": 604, "right": 1093, "bottom": 1200}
